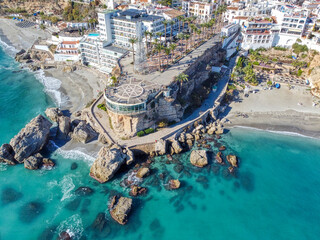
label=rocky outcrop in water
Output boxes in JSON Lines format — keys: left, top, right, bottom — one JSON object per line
{"left": 136, "top": 167, "right": 150, "bottom": 178}
{"left": 190, "top": 150, "right": 208, "bottom": 167}
{"left": 90, "top": 146, "right": 127, "bottom": 183}
{"left": 0, "top": 144, "right": 17, "bottom": 165}
{"left": 169, "top": 179, "right": 181, "bottom": 189}
{"left": 24, "top": 154, "right": 43, "bottom": 170}
{"left": 215, "top": 152, "right": 224, "bottom": 164}
{"left": 45, "top": 107, "right": 62, "bottom": 122}
{"left": 130, "top": 185, "right": 147, "bottom": 197}
{"left": 9, "top": 115, "right": 52, "bottom": 163}
{"left": 227, "top": 155, "right": 238, "bottom": 168}
{"left": 72, "top": 121, "right": 97, "bottom": 143}
{"left": 109, "top": 195, "right": 132, "bottom": 225}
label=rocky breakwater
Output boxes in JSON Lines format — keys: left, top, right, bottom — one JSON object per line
{"left": 90, "top": 146, "right": 134, "bottom": 183}
{"left": 0, "top": 115, "right": 54, "bottom": 169}
{"left": 109, "top": 195, "right": 132, "bottom": 225}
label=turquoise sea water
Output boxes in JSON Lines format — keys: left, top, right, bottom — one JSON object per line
{"left": 1, "top": 45, "right": 320, "bottom": 240}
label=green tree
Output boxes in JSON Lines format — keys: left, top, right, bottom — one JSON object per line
{"left": 164, "top": 47, "right": 171, "bottom": 67}
{"left": 169, "top": 43, "right": 177, "bottom": 62}
{"left": 176, "top": 73, "right": 189, "bottom": 93}
{"left": 162, "top": 20, "right": 169, "bottom": 43}
{"left": 155, "top": 43, "right": 163, "bottom": 72}
{"left": 129, "top": 38, "right": 137, "bottom": 65}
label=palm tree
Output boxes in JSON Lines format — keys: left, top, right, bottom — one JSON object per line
{"left": 155, "top": 43, "right": 163, "bottom": 72}
{"left": 177, "top": 16, "right": 184, "bottom": 33}
{"left": 156, "top": 32, "right": 162, "bottom": 43}
{"left": 164, "top": 47, "right": 171, "bottom": 67}
{"left": 176, "top": 73, "right": 189, "bottom": 93}
{"left": 162, "top": 20, "right": 169, "bottom": 43}
{"left": 144, "top": 31, "right": 150, "bottom": 55}
{"left": 184, "top": 34, "right": 190, "bottom": 52}
{"left": 182, "top": 17, "right": 187, "bottom": 32}
{"left": 129, "top": 38, "right": 137, "bottom": 65}
{"left": 169, "top": 20, "right": 175, "bottom": 43}
{"left": 177, "top": 33, "right": 184, "bottom": 56}
{"left": 190, "top": 24, "right": 196, "bottom": 46}
{"left": 169, "top": 43, "right": 177, "bottom": 62}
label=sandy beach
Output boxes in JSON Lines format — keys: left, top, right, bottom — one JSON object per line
{"left": 223, "top": 84, "right": 320, "bottom": 138}
{"left": 44, "top": 67, "right": 107, "bottom": 113}
{"left": 0, "top": 18, "right": 50, "bottom": 51}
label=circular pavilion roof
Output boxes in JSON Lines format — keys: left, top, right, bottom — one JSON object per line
{"left": 115, "top": 84, "right": 144, "bottom": 100}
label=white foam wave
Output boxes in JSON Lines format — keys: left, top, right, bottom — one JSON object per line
{"left": 34, "top": 70, "right": 69, "bottom": 107}
{"left": 46, "top": 174, "right": 76, "bottom": 202}
{"left": 60, "top": 175, "right": 75, "bottom": 202}
{"left": 57, "top": 214, "right": 84, "bottom": 240}
{"left": 48, "top": 140, "right": 96, "bottom": 166}
{"left": 0, "top": 163, "right": 8, "bottom": 172}
{"left": 232, "top": 125, "right": 319, "bottom": 140}
{"left": 0, "top": 37, "right": 18, "bottom": 57}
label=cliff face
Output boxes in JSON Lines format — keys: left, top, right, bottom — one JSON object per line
{"left": 0, "top": 0, "right": 69, "bottom": 14}
{"left": 309, "top": 55, "right": 320, "bottom": 98}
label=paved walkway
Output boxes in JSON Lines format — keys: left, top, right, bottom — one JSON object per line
{"left": 120, "top": 34, "right": 221, "bottom": 87}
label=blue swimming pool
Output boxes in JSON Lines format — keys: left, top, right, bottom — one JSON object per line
{"left": 88, "top": 33, "right": 100, "bottom": 37}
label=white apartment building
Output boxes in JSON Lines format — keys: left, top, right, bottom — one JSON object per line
{"left": 271, "top": 6, "right": 309, "bottom": 46}
{"left": 225, "top": 0, "right": 272, "bottom": 24}
{"left": 79, "top": 34, "right": 127, "bottom": 73}
{"left": 241, "top": 18, "right": 275, "bottom": 49}
{"left": 53, "top": 30, "right": 83, "bottom": 62}
{"left": 182, "top": 0, "right": 214, "bottom": 22}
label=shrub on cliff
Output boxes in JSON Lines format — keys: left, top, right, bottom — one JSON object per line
{"left": 137, "top": 131, "right": 145, "bottom": 137}
{"left": 144, "top": 128, "right": 155, "bottom": 134}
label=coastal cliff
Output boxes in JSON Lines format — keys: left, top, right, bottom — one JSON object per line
{"left": 0, "top": 0, "right": 69, "bottom": 15}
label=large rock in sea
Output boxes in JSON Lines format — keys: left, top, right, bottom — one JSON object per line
{"left": 57, "top": 116, "right": 71, "bottom": 140}
{"left": 45, "top": 107, "right": 62, "bottom": 122}
{"left": 155, "top": 139, "right": 167, "bottom": 155}
{"left": 9, "top": 115, "right": 52, "bottom": 163}
{"left": 190, "top": 150, "right": 208, "bottom": 167}
{"left": 90, "top": 146, "right": 127, "bottom": 183}
{"left": 72, "top": 121, "right": 97, "bottom": 144}
{"left": 227, "top": 155, "right": 238, "bottom": 168}
{"left": 0, "top": 144, "right": 17, "bottom": 165}
{"left": 109, "top": 195, "right": 132, "bottom": 225}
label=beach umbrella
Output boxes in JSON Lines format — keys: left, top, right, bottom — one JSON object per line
{"left": 275, "top": 83, "right": 280, "bottom": 89}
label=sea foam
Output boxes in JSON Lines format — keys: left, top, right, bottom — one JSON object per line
{"left": 0, "top": 37, "right": 17, "bottom": 57}
{"left": 34, "top": 70, "right": 69, "bottom": 107}
{"left": 57, "top": 214, "right": 84, "bottom": 240}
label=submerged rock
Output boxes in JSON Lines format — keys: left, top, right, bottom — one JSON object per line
{"left": 91, "top": 212, "right": 110, "bottom": 236}
{"left": 72, "top": 121, "right": 97, "bottom": 144}
{"left": 90, "top": 146, "right": 127, "bottom": 183}
{"left": 1, "top": 187, "right": 23, "bottom": 204}
{"left": 173, "top": 164, "right": 184, "bottom": 173}
{"left": 109, "top": 195, "right": 132, "bottom": 225}
{"left": 190, "top": 150, "right": 208, "bottom": 167}
{"left": 70, "top": 162, "right": 78, "bottom": 170}
{"left": 19, "top": 201, "right": 44, "bottom": 223}
{"left": 10, "top": 115, "right": 52, "bottom": 163}
{"left": 75, "top": 187, "right": 94, "bottom": 196}
{"left": 0, "top": 143, "right": 17, "bottom": 165}
{"left": 130, "top": 185, "right": 147, "bottom": 197}
{"left": 227, "top": 155, "right": 238, "bottom": 168}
